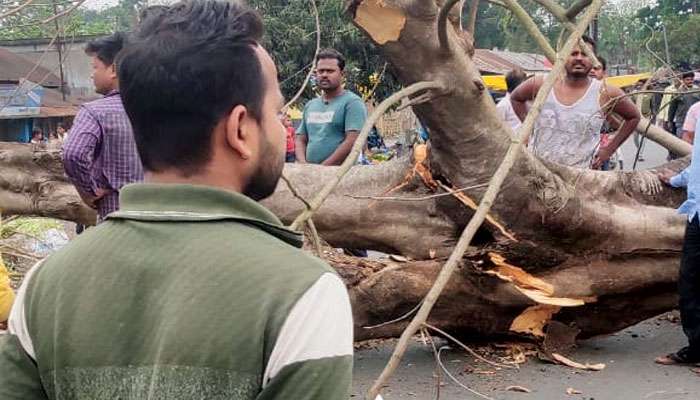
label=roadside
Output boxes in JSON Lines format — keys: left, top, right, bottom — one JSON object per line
{"left": 353, "top": 316, "right": 700, "bottom": 399}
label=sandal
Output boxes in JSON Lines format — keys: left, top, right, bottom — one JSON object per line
{"left": 655, "top": 347, "right": 700, "bottom": 365}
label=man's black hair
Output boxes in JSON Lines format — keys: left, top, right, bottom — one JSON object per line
{"left": 581, "top": 35, "right": 596, "bottom": 53}
{"left": 317, "top": 48, "right": 345, "bottom": 71}
{"left": 682, "top": 71, "right": 695, "bottom": 80}
{"left": 117, "top": 0, "right": 264, "bottom": 175}
{"left": 85, "top": 32, "right": 126, "bottom": 66}
{"left": 505, "top": 68, "right": 527, "bottom": 93}
{"left": 597, "top": 56, "right": 607, "bottom": 71}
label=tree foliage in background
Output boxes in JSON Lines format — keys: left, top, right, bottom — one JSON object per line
{"left": 637, "top": 0, "right": 700, "bottom": 70}
{"left": 253, "top": 0, "right": 400, "bottom": 105}
{"left": 0, "top": 0, "right": 145, "bottom": 41}
{"left": 1, "top": 0, "right": 698, "bottom": 87}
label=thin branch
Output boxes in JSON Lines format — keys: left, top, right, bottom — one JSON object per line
{"left": 422, "top": 328, "right": 442, "bottom": 400}
{"left": 0, "top": 31, "right": 59, "bottom": 113}
{"left": 306, "top": 218, "right": 323, "bottom": 257}
{"left": 565, "top": 0, "right": 592, "bottom": 19}
{"left": 363, "top": 301, "right": 423, "bottom": 329}
{"left": 438, "top": 0, "right": 462, "bottom": 53}
{"left": 0, "top": 0, "right": 36, "bottom": 19}
{"left": 642, "top": 22, "right": 673, "bottom": 69}
{"left": 281, "top": 172, "right": 311, "bottom": 210}
{"left": 466, "top": 0, "right": 479, "bottom": 35}
{"left": 529, "top": 0, "right": 598, "bottom": 67}
{"left": 530, "top": 0, "right": 568, "bottom": 22}
{"left": 282, "top": 0, "right": 320, "bottom": 111}
{"left": 396, "top": 92, "right": 434, "bottom": 111}
{"left": 423, "top": 322, "right": 514, "bottom": 370}
{"left": 362, "top": 62, "right": 388, "bottom": 101}
{"left": 501, "top": 0, "right": 556, "bottom": 62}
{"left": 436, "top": 346, "right": 495, "bottom": 400}
{"left": 280, "top": 62, "right": 313, "bottom": 86}
{"left": 366, "top": 2, "right": 602, "bottom": 398}
{"left": 346, "top": 182, "right": 489, "bottom": 202}
{"left": 600, "top": 89, "right": 700, "bottom": 114}
{"left": 280, "top": 172, "right": 322, "bottom": 255}
{"left": 290, "top": 81, "right": 444, "bottom": 231}
{"left": 484, "top": 0, "right": 506, "bottom": 7}
{"left": 40, "top": 0, "right": 85, "bottom": 25}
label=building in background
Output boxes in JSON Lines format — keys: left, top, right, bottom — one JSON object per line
{"left": 0, "top": 48, "right": 79, "bottom": 142}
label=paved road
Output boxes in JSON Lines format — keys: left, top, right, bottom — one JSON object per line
{"left": 619, "top": 133, "right": 670, "bottom": 171}
{"left": 354, "top": 317, "right": 700, "bottom": 399}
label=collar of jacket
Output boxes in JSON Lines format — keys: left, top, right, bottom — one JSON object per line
{"left": 107, "top": 183, "right": 303, "bottom": 248}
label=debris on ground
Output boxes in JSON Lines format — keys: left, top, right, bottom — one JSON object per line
{"left": 551, "top": 353, "right": 606, "bottom": 371}
{"left": 566, "top": 387, "right": 582, "bottom": 395}
{"left": 506, "top": 385, "right": 531, "bottom": 393}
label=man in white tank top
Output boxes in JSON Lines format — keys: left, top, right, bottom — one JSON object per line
{"left": 510, "top": 36, "right": 641, "bottom": 169}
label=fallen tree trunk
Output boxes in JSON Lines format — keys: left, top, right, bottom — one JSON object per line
{"left": 0, "top": 0, "right": 693, "bottom": 344}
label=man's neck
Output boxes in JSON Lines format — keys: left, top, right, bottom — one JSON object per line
{"left": 145, "top": 170, "right": 244, "bottom": 194}
{"left": 322, "top": 87, "right": 344, "bottom": 101}
{"left": 564, "top": 75, "right": 591, "bottom": 88}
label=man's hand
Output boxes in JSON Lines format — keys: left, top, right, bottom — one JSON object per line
{"left": 592, "top": 146, "right": 613, "bottom": 169}
{"left": 79, "top": 188, "right": 111, "bottom": 209}
{"left": 658, "top": 169, "right": 675, "bottom": 186}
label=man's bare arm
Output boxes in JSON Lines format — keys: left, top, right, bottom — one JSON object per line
{"left": 592, "top": 86, "right": 641, "bottom": 168}
{"left": 510, "top": 77, "right": 541, "bottom": 122}
{"left": 321, "top": 132, "right": 359, "bottom": 166}
{"left": 295, "top": 134, "right": 308, "bottom": 164}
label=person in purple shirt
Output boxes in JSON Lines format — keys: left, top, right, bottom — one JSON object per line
{"left": 63, "top": 32, "right": 143, "bottom": 222}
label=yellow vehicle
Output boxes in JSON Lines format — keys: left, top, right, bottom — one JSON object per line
{"left": 0, "top": 256, "right": 14, "bottom": 323}
{"left": 482, "top": 72, "right": 653, "bottom": 92}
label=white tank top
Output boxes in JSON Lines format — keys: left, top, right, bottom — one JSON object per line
{"left": 529, "top": 79, "right": 605, "bottom": 168}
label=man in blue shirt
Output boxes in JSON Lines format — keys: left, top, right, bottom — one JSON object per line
{"left": 295, "top": 49, "right": 367, "bottom": 166}
{"left": 657, "top": 117, "right": 700, "bottom": 365}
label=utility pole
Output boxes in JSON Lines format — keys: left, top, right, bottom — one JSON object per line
{"left": 52, "top": 0, "right": 67, "bottom": 101}
{"left": 661, "top": 23, "right": 671, "bottom": 65}
{"left": 589, "top": 18, "right": 598, "bottom": 43}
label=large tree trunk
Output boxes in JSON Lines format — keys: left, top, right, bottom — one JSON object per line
{"left": 0, "top": 0, "right": 691, "bottom": 343}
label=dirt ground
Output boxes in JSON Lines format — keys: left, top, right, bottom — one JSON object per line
{"left": 353, "top": 316, "right": 700, "bottom": 399}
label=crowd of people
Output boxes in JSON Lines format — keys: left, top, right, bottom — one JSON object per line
{"left": 0, "top": 0, "right": 699, "bottom": 397}
{"left": 28, "top": 124, "right": 67, "bottom": 146}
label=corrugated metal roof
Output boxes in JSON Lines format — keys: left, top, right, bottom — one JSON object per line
{"left": 473, "top": 49, "right": 551, "bottom": 75}
{"left": 491, "top": 49, "right": 551, "bottom": 72}
{"left": 0, "top": 86, "right": 78, "bottom": 120}
{"left": 0, "top": 47, "right": 62, "bottom": 87}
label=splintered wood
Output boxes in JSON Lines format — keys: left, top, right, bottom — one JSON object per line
{"left": 487, "top": 252, "right": 588, "bottom": 307}
{"left": 354, "top": 0, "right": 406, "bottom": 45}
{"left": 509, "top": 305, "right": 561, "bottom": 338}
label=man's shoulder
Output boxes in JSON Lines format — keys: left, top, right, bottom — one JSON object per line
{"left": 689, "top": 101, "right": 700, "bottom": 114}
{"left": 341, "top": 90, "right": 364, "bottom": 103}
{"left": 81, "top": 93, "right": 126, "bottom": 115}
{"left": 305, "top": 96, "right": 325, "bottom": 108}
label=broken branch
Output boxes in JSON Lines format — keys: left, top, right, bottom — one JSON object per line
{"left": 565, "top": 0, "right": 592, "bottom": 19}
{"left": 282, "top": 0, "right": 320, "bottom": 111}
{"left": 501, "top": 0, "right": 557, "bottom": 63}
{"left": 346, "top": 182, "right": 489, "bottom": 202}
{"left": 437, "top": 0, "right": 462, "bottom": 53}
{"left": 367, "top": 3, "right": 601, "bottom": 398}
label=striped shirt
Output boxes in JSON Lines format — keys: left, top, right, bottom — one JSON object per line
{"left": 62, "top": 91, "right": 143, "bottom": 220}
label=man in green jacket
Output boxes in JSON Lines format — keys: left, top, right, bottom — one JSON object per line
{"left": 0, "top": 1, "right": 353, "bottom": 399}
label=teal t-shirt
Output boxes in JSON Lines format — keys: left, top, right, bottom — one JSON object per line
{"left": 296, "top": 91, "right": 367, "bottom": 164}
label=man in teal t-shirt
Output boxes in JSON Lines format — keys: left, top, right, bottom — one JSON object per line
{"left": 296, "top": 48, "right": 367, "bottom": 166}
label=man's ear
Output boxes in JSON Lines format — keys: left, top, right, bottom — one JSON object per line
{"left": 225, "top": 105, "right": 254, "bottom": 160}
{"left": 109, "top": 64, "right": 118, "bottom": 80}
